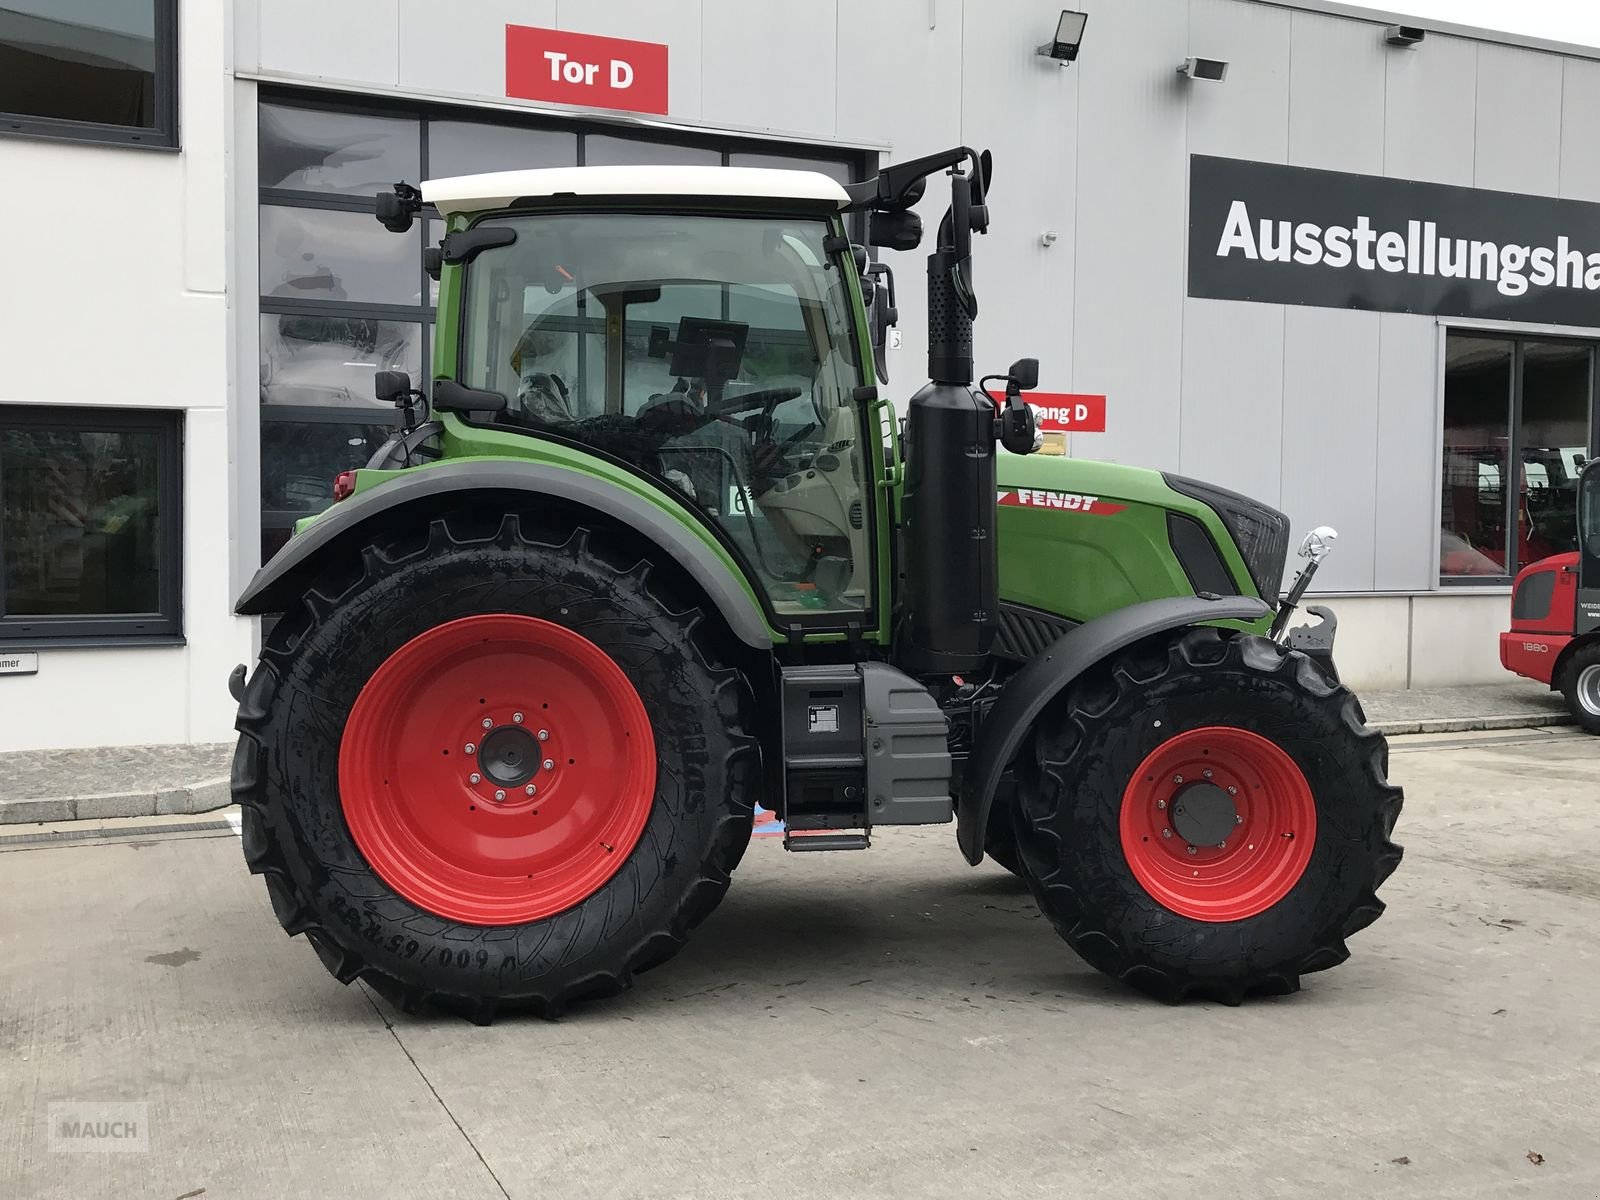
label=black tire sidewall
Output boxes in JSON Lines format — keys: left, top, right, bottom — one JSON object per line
{"left": 263, "top": 525, "right": 754, "bottom": 1000}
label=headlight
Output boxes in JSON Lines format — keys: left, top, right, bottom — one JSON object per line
{"left": 1163, "top": 474, "right": 1292, "bottom": 604}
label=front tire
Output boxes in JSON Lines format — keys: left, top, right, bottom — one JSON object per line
{"left": 1558, "top": 644, "right": 1600, "bottom": 735}
{"left": 232, "top": 510, "right": 759, "bottom": 1021}
{"left": 1014, "top": 628, "right": 1403, "bottom": 1004}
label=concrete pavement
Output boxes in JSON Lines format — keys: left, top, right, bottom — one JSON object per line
{"left": 2, "top": 726, "right": 1598, "bottom": 1199}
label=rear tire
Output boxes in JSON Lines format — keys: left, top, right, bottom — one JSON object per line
{"left": 1558, "top": 644, "right": 1600, "bottom": 735}
{"left": 232, "top": 510, "right": 759, "bottom": 1022}
{"left": 1013, "top": 628, "right": 1403, "bottom": 1004}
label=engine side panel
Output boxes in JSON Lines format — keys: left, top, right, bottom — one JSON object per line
{"left": 994, "top": 456, "right": 1272, "bottom": 631}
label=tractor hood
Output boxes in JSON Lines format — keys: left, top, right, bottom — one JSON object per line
{"left": 993, "top": 454, "right": 1287, "bottom": 626}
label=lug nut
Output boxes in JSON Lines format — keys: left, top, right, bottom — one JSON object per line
{"left": 1235, "top": 814, "right": 1243, "bottom": 824}
{"left": 1217, "top": 841, "right": 1227, "bottom": 850}
{"left": 513, "top": 712, "right": 524, "bottom": 724}
{"left": 494, "top": 789, "right": 506, "bottom": 801}
{"left": 464, "top": 742, "right": 475, "bottom": 754}
{"left": 1186, "top": 845, "right": 1197, "bottom": 856}
{"left": 525, "top": 784, "right": 536, "bottom": 796}
{"left": 538, "top": 729, "right": 549, "bottom": 741}
{"left": 1227, "top": 786, "right": 1237, "bottom": 796}
{"left": 1161, "top": 829, "right": 1172, "bottom": 839}
{"left": 1203, "top": 768, "right": 1213, "bottom": 779}
{"left": 482, "top": 717, "right": 493, "bottom": 729}
{"left": 1172, "top": 774, "right": 1183, "bottom": 784}
{"left": 1156, "top": 799, "right": 1166, "bottom": 810}
{"left": 543, "top": 759, "right": 555, "bottom": 771}
{"left": 469, "top": 772, "right": 481, "bottom": 784}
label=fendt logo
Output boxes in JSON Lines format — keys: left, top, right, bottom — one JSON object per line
{"left": 998, "top": 489, "right": 1126, "bottom": 515}
{"left": 506, "top": 26, "right": 669, "bottom": 115}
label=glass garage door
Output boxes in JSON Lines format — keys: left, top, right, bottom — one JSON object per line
{"left": 255, "top": 91, "right": 865, "bottom": 565}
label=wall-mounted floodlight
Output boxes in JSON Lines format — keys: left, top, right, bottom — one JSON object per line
{"left": 1385, "top": 24, "right": 1425, "bottom": 47}
{"left": 1178, "top": 57, "right": 1229, "bottom": 82}
{"left": 1037, "top": 10, "right": 1088, "bottom": 65}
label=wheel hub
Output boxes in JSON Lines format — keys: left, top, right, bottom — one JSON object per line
{"left": 1578, "top": 663, "right": 1600, "bottom": 719}
{"left": 1169, "top": 781, "right": 1238, "bottom": 848}
{"left": 478, "top": 724, "right": 542, "bottom": 789}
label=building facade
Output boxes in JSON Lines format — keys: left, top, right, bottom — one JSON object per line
{"left": 3, "top": 0, "right": 1599, "bottom": 751}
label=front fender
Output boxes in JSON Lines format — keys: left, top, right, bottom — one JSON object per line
{"left": 234, "top": 460, "right": 774, "bottom": 649}
{"left": 957, "top": 593, "right": 1271, "bottom": 864}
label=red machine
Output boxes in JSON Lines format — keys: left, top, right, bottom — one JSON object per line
{"left": 1501, "top": 458, "right": 1600, "bottom": 732}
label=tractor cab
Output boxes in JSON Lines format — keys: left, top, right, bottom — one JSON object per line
{"left": 416, "top": 167, "right": 877, "bottom": 621}
{"left": 1502, "top": 456, "right": 1600, "bottom": 730}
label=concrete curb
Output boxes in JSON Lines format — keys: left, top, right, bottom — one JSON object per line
{"left": 1374, "top": 713, "right": 1576, "bottom": 736}
{"left": 0, "top": 777, "right": 231, "bottom": 826}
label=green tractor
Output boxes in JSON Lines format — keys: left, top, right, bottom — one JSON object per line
{"left": 229, "top": 148, "right": 1402, "bottom": 1021}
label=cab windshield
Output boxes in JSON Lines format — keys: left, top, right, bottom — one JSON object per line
{"left": 460, "top": 211, "right": 871, "bottom": 618}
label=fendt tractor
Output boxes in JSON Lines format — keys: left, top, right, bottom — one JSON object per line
{"left": 1501, "top": 457, "right": 1600, "bottom": 732}
{"left": 228, "top": 147, "right": 1403, "bottom": 1021}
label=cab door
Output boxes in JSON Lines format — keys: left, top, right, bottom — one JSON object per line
{"left": 1580, "top": 459, "right": 1600, "bottom": 636}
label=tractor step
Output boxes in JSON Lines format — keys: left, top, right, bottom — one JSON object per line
{"left": 784, "top": 831, "right": 871, "bottom": 852}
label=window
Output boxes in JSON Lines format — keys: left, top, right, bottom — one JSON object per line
{"left": 461, "top": 212, "right": 872, "bottom": 617}
{"left": 0, "top": 0, "right": 177, "bottom": 148}
{"left": 255, "top": 90, "right": 869, "bottom": 565}
{"left": 1440, "top": 332, "right": 1596, "bottom": 581}
{"left": 0, "top": 406, "right": 182, "bottom": 643}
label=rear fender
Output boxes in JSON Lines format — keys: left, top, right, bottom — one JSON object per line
{"left": 957, "top": 594, "right": 1271, "bottom": 864}
{"left": 234, "top": 460, "right": 773, "bottom": 649}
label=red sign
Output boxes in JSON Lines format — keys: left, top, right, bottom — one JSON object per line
{"left": 986, "top": 390, "right": 1107, "bottom": 433}
{"left": 506, "top": 25, "right": 669, "bottom": 115}
{"left": 998, "top": 489, "right": 1126, "bottom": 515}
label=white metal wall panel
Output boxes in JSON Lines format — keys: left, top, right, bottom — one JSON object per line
{"left": 1178, "top": 1, "right": 1290, "bottom": 509}
{"left": 1371, "top": 314, "right": 1441, "bottom": 591}
{"left": 1178, "top": 298, "right": 1285, "bottom": 507}
{"left": 397, "top": 0, "right": 554, "bottom": 102}
{"left": 1559, "top": 57, "right": 1600, "bottom": 202}
{"left": 233, "top": 0, "right": 260, "bottom": 73}
{"left": 259, "top": 0, "right": 400, "bottom": 86}
{"left": 1382, "top": 34, "right": 1477, "bottom": 186}
{"left": 1473, "top": 44, "right": 1563, "bottom": 195}
{"left": 1280, "top": 306, "right": 1382, "bottom": 592}
{"left": 699, "top": 0, "right": 836, "bottom": 137}
{"left": 1286, "top": 11, "right": 1385, "bottom": 175}
{"left": 959, "top": 0, "right": 1078, "bottom": 391}
{"left": 554, "top": 0, "right": 704, "bottom": 123}
{"left": 1070, "top": 0, "right": 1191, "bottom": 469}
{"left": 837, "top": 1, "right": 964, "bottom": 385}
{"left": 1185, "top": 0, "right": 1291, "bottom": 163}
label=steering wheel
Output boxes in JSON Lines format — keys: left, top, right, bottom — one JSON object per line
{"left": 703, "top": 385, "right": 802, "bottom": 420}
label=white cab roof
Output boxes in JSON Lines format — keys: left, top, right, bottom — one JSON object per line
{"left": 423, "top": 165, "right": 851, "bottom": 217}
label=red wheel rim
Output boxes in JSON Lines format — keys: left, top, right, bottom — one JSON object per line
{"left": 339, "top": 614, "right": 656, "bottom": 926}
{"left": 1119, "top": 726, "right": 1316, "bottom": 923}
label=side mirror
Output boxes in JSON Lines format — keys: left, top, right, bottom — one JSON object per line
{"left": 1007, "top": 357, "right": 1039, "bottom": 391}
{"left": 865, "top": 262, "right": 898, "bottom": 385}
{"left": 870, "top": 208, "right": 923, "bottom": 251}
{"left": 374, "top": 183, "right": 421, "bottom": 234}
{"left": 374, "top": 370, "right": 411, "bottom": 403}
